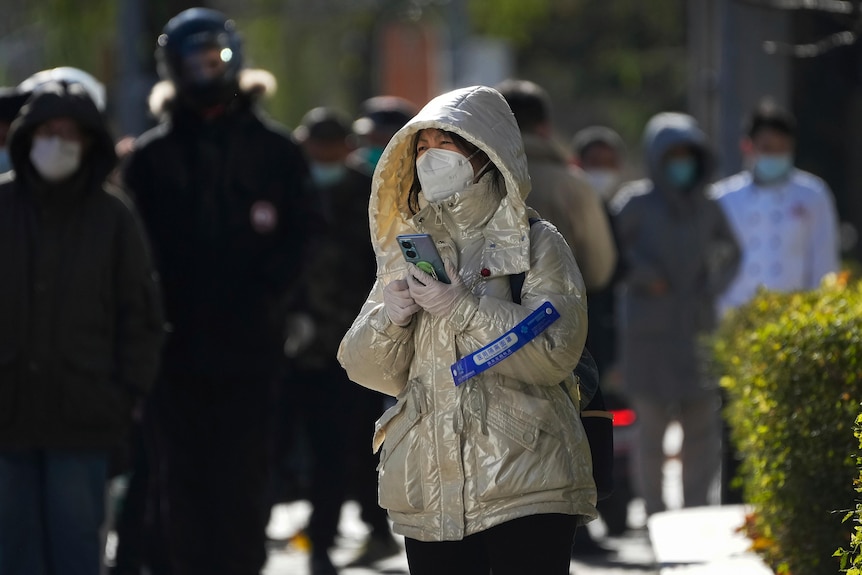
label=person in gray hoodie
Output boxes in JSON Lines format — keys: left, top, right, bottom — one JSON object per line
{"left": 610, "top": 113, "right": 740, "bottom": 517}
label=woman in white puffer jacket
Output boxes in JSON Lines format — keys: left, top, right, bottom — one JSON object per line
{"left": 338, "top": 85, "right": 596, "bottom": 574}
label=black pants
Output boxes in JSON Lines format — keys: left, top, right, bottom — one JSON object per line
{"left": 288, "top": 364, "right": 390, "bottom": 554}
{"left": 404, "top": 514, "right": 577, "bottom": 575}
{"left": 154, "top": 376, "right": 274, "bottom": 575}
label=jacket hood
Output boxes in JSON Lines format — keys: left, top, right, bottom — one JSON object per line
{"left": 370, "top": 85, "right": 532, "bottom": 278}
{"left": 148, "top": 68, "right": 277, "bottom": 119}
{"left": 8, "top": 80, "right": 116, "bottom": 190}
{"left": 643, "top": 112, "right": 714, "bottom": 195}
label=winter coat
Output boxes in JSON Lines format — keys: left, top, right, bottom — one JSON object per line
{"left": 123, "top": 70, "right": 319, "bottom": 381}
{"left": 337, "top": 86, "right": 597, "bottom": 542}
{"left": 294, "top": 166, "right": 376, "bottom": 369}
{"left": 610, "top": 113, "right": 740, "bottom": 401}
{"left": 0, "top": 82, "right": 164, "bottom": 449}
{"left": 522, "top": 134, "right": 617, "bottom": 291}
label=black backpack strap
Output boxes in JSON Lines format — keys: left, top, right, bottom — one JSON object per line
{"left": 508, "top": 217, "right": 541, "bottom": 306}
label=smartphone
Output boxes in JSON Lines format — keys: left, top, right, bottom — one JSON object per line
{"left": 396, "top": 234, "right": 450, "bottom": 284}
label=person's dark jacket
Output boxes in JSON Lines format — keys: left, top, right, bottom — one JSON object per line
{"left": 294, "top": 166, "right": 376, "bottom": 369}
{"left": 0, "top": 81, "right": 165, "bottom": 449}
{"left": 124, "top": 71, "right": 319, "bottom": 380}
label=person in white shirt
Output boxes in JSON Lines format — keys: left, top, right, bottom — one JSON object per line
{"left": 712, "top": 99, "right": 840, "bottom": 319}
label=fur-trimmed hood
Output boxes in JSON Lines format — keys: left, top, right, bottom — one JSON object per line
{"left": 148, "top": 68, "right": 277, "bottom": 119}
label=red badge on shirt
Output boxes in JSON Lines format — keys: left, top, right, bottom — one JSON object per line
{"left": 250, "top": 200, "right": 278, "bottom": 234}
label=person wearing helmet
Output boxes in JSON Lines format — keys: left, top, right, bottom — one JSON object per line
{"left": 122, "top": 8, "right": 320, "bottom": 575}
{"left": 0, "top": 82, "right": 164, "bottom": 575}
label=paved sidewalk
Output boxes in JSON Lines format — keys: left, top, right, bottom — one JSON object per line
{"left": 648, "top": 505, "right": 772, "bottom": 575}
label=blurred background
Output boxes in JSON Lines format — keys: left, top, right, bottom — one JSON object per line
{"left": 2, "top": 0, "right": 860, "bottom": 260}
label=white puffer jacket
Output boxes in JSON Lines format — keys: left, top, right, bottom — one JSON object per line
{"left": 337, "top": 85, "right": 597, "bottom": 542}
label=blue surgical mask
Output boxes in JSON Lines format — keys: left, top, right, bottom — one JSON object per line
{"left": 309, "top": 162, "right": 347, "bottom": 188}
{"left": 753, "top": 154, "right": 792, "bottom": 184}
{"left": 665, "top": 157, "right": 697, "bottom": 189}
{"left": 0, "top": 148, "right": 10, "bottom": 174}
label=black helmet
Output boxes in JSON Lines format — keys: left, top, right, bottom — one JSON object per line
{"left": 156, "top": 8, "right": 243, "bottom": 104}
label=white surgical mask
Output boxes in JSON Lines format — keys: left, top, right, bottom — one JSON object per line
{"left": 30, "top": 136, "right": 82, "bottom": 182}
{"left": 584, "top": 169, "right": 620, "bottom": 200}
{"left": 417, "top": 147, "right": 479, "bottom": 203}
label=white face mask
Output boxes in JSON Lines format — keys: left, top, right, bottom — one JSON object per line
{"left": 584, "top": 169, "right": 620, "bottom": 200}
{"left": 29, "top": 136, "right": 82, "bottom": 182}
{"left": 417, "top": 147, "right": 479, "bottom": 203}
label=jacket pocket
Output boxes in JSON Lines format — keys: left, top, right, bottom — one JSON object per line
{"left": 473, "top": 386, "right": 574, "bottom": 503}
{"left": 375, "top": 383, "right": 426, "bottom": 513}
{"left": 0, "top": 349, "right": 19, "bottom": 427}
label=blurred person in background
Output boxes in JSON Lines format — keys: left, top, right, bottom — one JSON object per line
{"left": 0, "top": 87, "right": 28, "bottom": 174}
{"left": 572, "top": 126, "right": 626, "bottom": 206}
{"left": 122, "top": 8, "right": 319, "bottom": 575}
{"left": 610, "top": 113, "right": 740, "bottom": 518}
{"left": 712, "top": 99, "right": 839, "bottom": 317}
{"left": 348, "top": 95, "right": 417, "bottom": 176}
{"left": 0, "top": 81, "right": 164, "bottom": 575}
{"left": 285, "top": 107, "right": 399, "bottom": 575}
{"left": 711, "top": 99, "right": 839, "bottom": 504}
{"left": 571, "top": 126, "right": 627, "bottom": 378}
{"left": 496, "top": 79, "right": 616, "bottom": 293}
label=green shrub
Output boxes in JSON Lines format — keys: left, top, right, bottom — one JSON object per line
{"left": 834, "top": 410, "right": 862, "bottom": 574}
{"left": 713, "top": 275, "right": 862, "bottom": 575}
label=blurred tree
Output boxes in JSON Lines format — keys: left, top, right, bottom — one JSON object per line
{"left": 29, "top": 0, "right": 116, "bottom": 79}
{"left": 509, "top": 0, "right": 688, "bottom": 152}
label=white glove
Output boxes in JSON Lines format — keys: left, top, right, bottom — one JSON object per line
{"left": 406, "top": 260, "right": 470, "bottom": 317}
{"left": 383, "top": 278, "right": 421, "bottom": 327}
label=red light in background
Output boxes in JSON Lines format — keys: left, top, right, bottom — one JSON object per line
{"left": 611, "top": 409, "right": 637, "bottom": 427}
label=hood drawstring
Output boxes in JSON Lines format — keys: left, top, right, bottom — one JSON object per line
{"left": 434, "top": 202, "right": 444, "bottom": 227}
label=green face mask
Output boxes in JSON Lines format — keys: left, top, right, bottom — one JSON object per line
{"left": 665, "top": 157, "right": 697, "bottom": 189}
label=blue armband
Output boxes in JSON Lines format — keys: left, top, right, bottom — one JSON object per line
{"left": 450, "top": 301, "right": 560, "bottom": 386}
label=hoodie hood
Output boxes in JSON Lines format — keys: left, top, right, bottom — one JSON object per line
{"left": 370, "top": 85, "right": 532, "bottom": 279}
{"left": 8, "top": 80, "right": 116, "bottom": 192}
{"left": 642, "top": 112, "right": 713, "bottom": 198}
{"left": 148, "top": 68, "right": 277, "bottom": 120}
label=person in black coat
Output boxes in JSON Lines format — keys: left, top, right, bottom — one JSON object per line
{"left": 0, "top": 81, "right": 164, "bottom": 575}
{"left": 122, "top": 8, "right": 321, "bottom": 575}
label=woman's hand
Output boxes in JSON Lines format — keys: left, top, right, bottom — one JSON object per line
{"left": 407, "top": 260, "right": 469, "bottom": 317}
{"left": 383, "top": 278, "right": 421, "bottom": 326}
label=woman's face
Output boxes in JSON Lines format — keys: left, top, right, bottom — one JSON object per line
{"left": 415, "top": 128, "right": 486, "bottom": 174}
